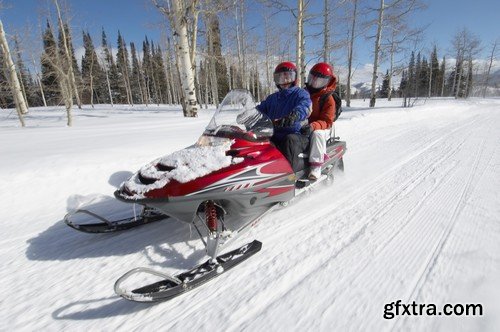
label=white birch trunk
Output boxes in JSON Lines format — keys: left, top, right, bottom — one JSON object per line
{"left": 428, "top": 62, "right": 432, "bottom": 98}
{"left": 137, "top": 59, "right": 146, "bottom": 105}
{"left": 189, "top": 2, "right": 199, "bottom": 105}
{"left": 170, "top": 0, "right": 198, "bottom": 116}
{"left": 455, "top": 58, "right": 463, "bottom": 98}
{"left": 17, "top": 67, "right": 29, "bottom": 111}
{"left": 57, "top": 74, "right": 73, "bottom": 126}
{"left": 323, "top": 0, "right": 329, "bottom": 63}
{"left": 165, "top": 38, "right": 176, "bottom": 105}
{"left": 190, "top": 2, "right": 199, "bottom": 67}
{"left": 296, "top": 0, "right": 304, "bottom": 87}
{"left": 441, "top": 57, "right": 446, "bottom": 97}
{"left": 32, "top": 55, "right": 47, "bottom": 107}
{"left": 369, "top": 0, "right": 384, "bottom": 107}
{"left": 235, "top": 4, "right": 242, "bottom": 88}
{"left": 346, "top": 0, "right": 358, "bottom": 107}
{"left": 89, "top": 52, "right": 95, "bottom": 108}
{"left": 13, "top": 36, "right": 28, "bottom": 112}
{"left": 104, "top": 64, "right": 113, "bottom": 107}
{"left": 483, "top": 41, "right": 497, "bottom": 98}
{"left": 54, "top": 0, "right": 81, "bottom": 110}
{"left": 264, "top": 14, "right": 271, "bottom": 95}
{"left": 120, "top": 47, "right": 133, "bottom": 106}
{"left": 464, "top": 56, "right": 472, "bottom": 97}
{"left": 37, "top": 76, "right": 47, "bottom": 107}
{"left": 204, "top": 59, "right": 209, "bottom": 108}
{"left": 0, "top": 20, "right": 27, "bottom": 126}
{"left": 451, "top": 58, "right": 458, "bottom": 96}
{"left": 239, "top": 1, "right": 248, "bottom": 90}
{"left": 388, "top": 33, "right": 395, "bottom": 101}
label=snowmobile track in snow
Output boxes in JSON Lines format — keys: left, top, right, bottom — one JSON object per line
{"left": 220, "top": 114, "right": 497, "bottom": 331}
{"left": 3, "top": 100, "right": 499, "bottom": 331}
{"left": 391, "top": 120, "right": 495, "bottom": 331}
{"left": 226, "top": 120, "right": 474, "bottom": 330}
{"left": 262, "top": 116, "right": 477, "bottom": 247}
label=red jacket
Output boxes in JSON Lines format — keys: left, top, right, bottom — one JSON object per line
{"left": 307, "top": 77, "right": 337, "bottom": 131}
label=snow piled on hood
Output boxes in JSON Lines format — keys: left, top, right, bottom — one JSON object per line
{"left": 123, "top": 137, "right": 239, "bottom": 198}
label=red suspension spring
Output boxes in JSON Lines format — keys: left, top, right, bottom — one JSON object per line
{"left": 205, "top": 201, "right": 218, "bottom": 232}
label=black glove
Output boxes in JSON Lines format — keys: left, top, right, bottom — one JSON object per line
{"left": 300, "top": 124, "right": 312, "bottom": 136}
{"left": 281, "top": 110, "right": 299, "bottom": 127}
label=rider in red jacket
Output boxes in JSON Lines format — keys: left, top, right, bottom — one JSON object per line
{"left": 302, "top": 63, "right": 337, "bottom": 180}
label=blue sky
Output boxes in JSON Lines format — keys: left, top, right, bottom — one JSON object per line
{"left": 0, "top": 0, "right": 498, "bottom": 80}
{"left": 0, "top": 0, "right": 164, "bottom": 49}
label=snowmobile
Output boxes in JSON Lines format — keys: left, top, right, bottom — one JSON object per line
{"left": 64, "top": 90, "right": 346, "bottom": 302}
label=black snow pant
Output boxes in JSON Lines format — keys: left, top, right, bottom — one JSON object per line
{"left": 273, "top": 134, "right": 310, "bottom": 173}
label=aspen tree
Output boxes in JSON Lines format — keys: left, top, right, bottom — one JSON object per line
{"left": 152, "top": 0, "right": 199, "bottom": 117}
{"left": 0, "top": 19, "right": 26, "bottom": 126}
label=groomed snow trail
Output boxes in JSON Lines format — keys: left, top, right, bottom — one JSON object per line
{"left": 1, "top": 99, "right": 499, "bottom": 331}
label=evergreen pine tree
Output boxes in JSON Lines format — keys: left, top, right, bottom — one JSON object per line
{"left": 419, "top": 57, "right": 429, "bottom": 97}
{"left": 0, "top": 49, "right": 15, "bottom": 108}
{"left": 41, "top": 20, "right": 60, "bottom": 105}
{"left": 380, "top": 70, "right": 390, "bottom": 98}
{"left": 455, "top": 61, "right": 467, "bottom": 97}
{"left": 415, "top": 52, "right": 421, "bottom": 96}
{"left": 407, "top": 51, "right": 415, "bottom": 98}
{"left": 129, "top": 42, "right": 144, "bottom": 104}
{"left": 447, "top": 61, "right": 467, "bottom": 97}
{"left": 430, "top": 46, "right": 439, "bottom": 96}
{"left": 150, "top": 40, "right": 161, "bottom": 104}
{"left": 80, "top": 33, "right": 90, "bottom": 103}
{"left": 399, "top": 69, "right": 407, "bottom": 98}
{"left": 446, "top": 69, "right": 455, "bottom": 97}
{"left": 440, "top": 56, "right": 446, "bottom": 96}
{"left": 207, "top": 13, "right": 229, "bottom": 102}
{"left": 81, "top": 31, "right": 105, "bottom": 105}
{"left": 116, "top": 31, "right": 132, "bottom": 104}
{"left": 142, "top": 37, "right": 153, "bottom": 104}
{"left": 465, "top": 59, "right": 473, "bottom": 97}
{"left": 13, "top": 36, "right": 36, "bottom": 107}
{"left": 101, "top": 29, "right": 120, "bottom": 103}
{"left": 154, "top": 44, "right": 169, "bottom": 104}
{"left": 58, "top": 23, "right": 80, "bottom": 81}
{"left": 198, "top": 60, "right": 208, "bottom": 106}
{"left": 251, "top": 68, "right": 263, "bottom": 100}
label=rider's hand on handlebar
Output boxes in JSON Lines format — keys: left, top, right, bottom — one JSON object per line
{"left": 300, "top": 124, "right": 312, "bottom": 136}
{"left": 281, "top": 110, "right": 300, "bottom": 127}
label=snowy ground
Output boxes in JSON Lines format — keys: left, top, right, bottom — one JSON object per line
{"left": 1, "top": 98, "right": 499, "bottom": 331}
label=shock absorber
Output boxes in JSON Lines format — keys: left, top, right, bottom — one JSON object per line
{"left": 205, "top": 201, "right": 217, "bottom": 232}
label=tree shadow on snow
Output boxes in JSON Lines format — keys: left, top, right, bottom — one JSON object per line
{"left": 25, "top": 191, "right": 207, "bottom": 270}
{"left": 52, "top": 296, "right": 152, "bottom": 320}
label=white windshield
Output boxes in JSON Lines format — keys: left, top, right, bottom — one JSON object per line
{"left": 203, "top": 90, "right": 273, "bottom": 141}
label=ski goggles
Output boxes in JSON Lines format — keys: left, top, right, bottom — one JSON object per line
{"left": 307, "top": 72, "right": 332, "bottom": 89}
{"left": 274, "top": 71, "right": 296, "bottom": 85}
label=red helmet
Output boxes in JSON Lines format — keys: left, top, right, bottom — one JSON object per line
{"left": 307, "top": 62, "right": 335, "bottom": 90}
{"left": 274, "top": 61, "right": 297, "bottom": 88}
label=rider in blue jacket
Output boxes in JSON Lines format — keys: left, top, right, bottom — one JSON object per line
{"left": 257, "top": 62, "right": 311, "bottom": 171}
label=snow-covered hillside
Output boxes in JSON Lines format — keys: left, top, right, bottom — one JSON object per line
{"left": 1, "top": 98, "right": 499, "bottom": 331}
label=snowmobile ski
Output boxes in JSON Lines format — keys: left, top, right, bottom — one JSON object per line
{"left": 64, "top": 208, "right": 167, "bottom": 233}
{"left": 114, "top": 240, "right": 262, "bottom": 302}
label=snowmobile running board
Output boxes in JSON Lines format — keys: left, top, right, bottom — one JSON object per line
{"left": 64, "top": 209, "right": 167, "bottom": 233}
{"left": 114, "top": 240, "right": 262, "bottom": 302}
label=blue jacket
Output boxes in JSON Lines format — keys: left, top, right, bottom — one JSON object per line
{"left": 256, "top": 86, "right": 311, "bottom": 142}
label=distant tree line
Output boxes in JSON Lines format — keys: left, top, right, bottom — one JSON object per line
{"left": 1, "top": 0, "right": 499, "bottom": 127}
{"left": 0, "top": 0, "right": 265, "bottom": 125}
{"left": 382, "top": 28, "right": 484, "bottom": 107}
{"left": 0, "top": 16, "right": 263, "bottom": 110}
